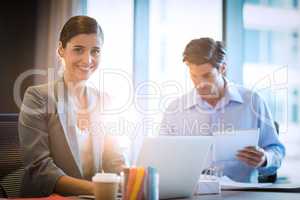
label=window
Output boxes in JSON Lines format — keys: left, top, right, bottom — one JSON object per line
{"left": 87, "top": 0, "right": 134, "bottom": 163}
{"left": 148, "top": 0, "right": 223, "bottom": 127}
{"left": 243, "top": 0, "right": 300, "bottom": 182}
{"left": 87, "top": 0, "right": 223, "bottom": 163}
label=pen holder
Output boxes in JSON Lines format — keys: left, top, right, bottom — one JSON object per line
{"left": 122, "top": 167, "right": 159, "bottom": 200}
{"left": 195, "top": 165, "right": 223, "bottom": 195}
{"left": 196, "top": 176, "right": 221, "bottom": 195}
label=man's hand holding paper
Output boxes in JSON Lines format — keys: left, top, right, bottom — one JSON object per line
{"left": 236, "top": 146, "right": 267, "bottom": 168}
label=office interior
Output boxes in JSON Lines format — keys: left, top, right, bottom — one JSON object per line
{"left": 1, "top": 0, "right": 300, "bottom": 197}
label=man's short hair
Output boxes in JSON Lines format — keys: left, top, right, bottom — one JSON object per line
{"left": 183, "top": 37, "right": 226, "bottom": 69}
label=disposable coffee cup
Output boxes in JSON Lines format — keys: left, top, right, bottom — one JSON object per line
{"left": 92, "top": 173, "right": 120, "bottom": 200}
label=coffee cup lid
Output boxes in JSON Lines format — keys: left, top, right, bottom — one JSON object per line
{"left": 92, "top": 173, "right": 121, "bottom": 183}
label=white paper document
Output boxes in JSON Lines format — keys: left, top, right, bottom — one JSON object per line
{"left": 219, "top": 176, "right": 273, "bottom": 190}
{"left": 212, "top": 129, "right": 259, "bottom": 161}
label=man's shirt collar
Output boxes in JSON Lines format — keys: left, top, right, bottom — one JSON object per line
{"left": 183, "top": 79, "right": 244, "bottom": 110}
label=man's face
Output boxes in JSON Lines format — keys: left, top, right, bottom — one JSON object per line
{"left": 186, "top": 62, "right": 226, "bottom": 99}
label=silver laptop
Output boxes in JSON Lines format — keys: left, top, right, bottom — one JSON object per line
{"left": 136, "top": 136, "right": 213, "bottom": 199}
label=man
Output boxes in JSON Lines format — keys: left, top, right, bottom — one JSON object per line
{"left": 160, "top": 37, "right": 285, "bottom": 182}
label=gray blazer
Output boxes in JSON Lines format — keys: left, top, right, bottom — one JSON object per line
{"left": 18, "top": 78, "right": 125, "bottom": 197}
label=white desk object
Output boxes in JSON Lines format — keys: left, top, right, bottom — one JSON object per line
{"left": 195, "top": 176, "right": 221, "bottom": 195}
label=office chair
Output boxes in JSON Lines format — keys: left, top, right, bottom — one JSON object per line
{"left": 0, "top": 113, "right": 24, "bottom": 198}
{"left": 258, "top": 121, "right": 279, "bottom": 183}
{"left": 0, "top": 183, "right": 8, "bottom": 198}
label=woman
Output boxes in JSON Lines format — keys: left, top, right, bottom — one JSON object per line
{"left": 18, "top": 16, "right": 125, "bottom": 197}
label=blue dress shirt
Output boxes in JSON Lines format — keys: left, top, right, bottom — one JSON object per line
{"left": 159, "top": 81, "right": 285, "bottom": 182}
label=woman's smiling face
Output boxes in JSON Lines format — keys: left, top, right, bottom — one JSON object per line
{"left": 59, "top": 33, "right": 101, "bottom": 82}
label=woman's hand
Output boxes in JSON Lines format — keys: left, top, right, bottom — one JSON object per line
{"left": 54, "top": 175, "right": 94, "bottom": 196}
